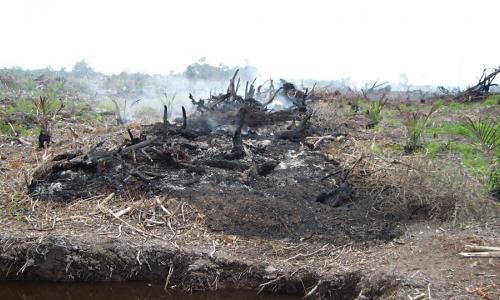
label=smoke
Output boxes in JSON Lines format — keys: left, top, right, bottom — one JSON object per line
{"left": 70, "top": 60, "right": 260, "bottom": 124}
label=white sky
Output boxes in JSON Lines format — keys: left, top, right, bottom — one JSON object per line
{"left": 0, "top": 0, "right": 498, "bottom": 86}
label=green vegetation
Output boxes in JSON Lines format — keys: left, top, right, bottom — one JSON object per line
{"left": 463, "top": 117, "right": 499, "bottom": 151}
{"left": 1, "top": 98, "right": 35, "bottom": 114}
{"left": 365, "top": 98, "right": 387, "bottom": 127}
{"left": 448, "top": 101, "right": 465, "bottom": 111}
{"left": 489, "top": 166, "right": 500, "bottom": 196}
{"left": 426, "top": 122, "right": 469, "bottom": 136}
{"left": 462, "top": 117, "right": 499, "bottom": 194}
{"left": 483, "top": 94, "right": 500, "bottom": 107}
{"left": 425, "top": 141, "right": 490, "bottom": 176}
{"left": 402, "top": 102, "right": 441, "bottom": 153}
{"left": 423, "top": 116, "right": 499, "bottom": 195}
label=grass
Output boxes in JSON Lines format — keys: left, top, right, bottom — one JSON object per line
{"left": 425, "top": 141, "right": 490, "bottom": 177}
{"left": 483, "top": 94, "right": 500, "bottom": 107}
{"left": 0, "top": 123, "right": 11, "bottom": 135}
{"left": 426, "top": 122, "right": 469, "bottom": 136}
{"left": 0, "top": 122, "right": 38, "bottom": 137}
{"left": 422, "top": 115, "right": 499, "bottom": 195}
{"left": 95, "top": 97, "right": 115, "bottom": 111}
{"left": 1, "top": 98, "right": 35, "bottom": 114}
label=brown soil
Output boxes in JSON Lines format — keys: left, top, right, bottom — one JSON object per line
{"left": 0, "top": 223, "right": 498, "bottom": 299}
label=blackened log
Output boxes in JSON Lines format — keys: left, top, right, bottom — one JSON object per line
{"left": 163, "top": 105, "right": 170, "bottom": 127}
{"left": 316, "top": 181, "right": 354, "bottom": 207}
{"left": 38, "top": 132, "right": 51, "bottom": 148}
{"left": 224, "top": 121, "right": 245, "bottom": 160}
{"left": 127, "top": 128, "right": 141, "bottom": 145}
{"left": 182, "top": 106, "right": 187, "bottom": 129}
{"left": 256, "top": 160, "right": 278, "bottom": 176}
{"left": 199, "top": 159, "right": 249, "bottom": 172}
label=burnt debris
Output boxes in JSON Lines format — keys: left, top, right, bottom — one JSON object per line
{"left": 28, "top": 71, "right": 347, "bottom": 215}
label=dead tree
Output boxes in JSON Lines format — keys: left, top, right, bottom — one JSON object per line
{"left": 460, "top": 67, "right": 500, "bottom": 102}
{"left": 361, "top": 81, "right": 389, "bottom": 100}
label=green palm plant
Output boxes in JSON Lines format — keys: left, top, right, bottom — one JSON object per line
{"left": 463, "top": 117, "right": 499, "bottom": 151}
{"left": 365, "top": 96, "right": 387, "bottom": 128}
{"left": 33, "top": 95, "right": 64, "bottom": 148}
{"left": 489, "top": 162, "right": 499, "bottom": 198}
{"left": 402, "top": 102, "right": 441, "bottom": 153}
{"left": 463, "top": 117, "right": 499, "bottom": 197}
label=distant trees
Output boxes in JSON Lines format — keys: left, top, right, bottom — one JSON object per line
{"left": 183, "top": 58, "right": 258, "bottom": 82}
{"left": 72, "top": 60, "right": 95, "bottom": 78}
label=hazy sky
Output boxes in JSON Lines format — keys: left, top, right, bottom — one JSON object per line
{"left": 0, "top": 0, "right": 498, "bottom": 86}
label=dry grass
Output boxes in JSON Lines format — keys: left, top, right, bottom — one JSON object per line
{"left": 360, "top": 156, "right": 490, "bottom": 221}
{"left": 313, "top": 100, "right": 495, "bottom": 223}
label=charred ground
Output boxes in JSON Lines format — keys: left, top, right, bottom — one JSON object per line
{"left": 1, "top": 67, "right": 499, "bottom": 299}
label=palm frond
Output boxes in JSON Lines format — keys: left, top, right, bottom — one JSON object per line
{"left": 464, "top": 117, "right": 499, "bottom": 150}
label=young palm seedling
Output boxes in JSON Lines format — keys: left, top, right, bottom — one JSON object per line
{"left": 111, "top": 98, "right": 141, "bottom": 125}
{"left": 33, "top": 95, "right": 64, "bottom": 148}
{"left": 365, "top": 95, "right": 387, "bottom": 128}
{"left": 401, "top": 102, "right": 441, "bottom": 154}
{"left": 463, "top": 117, "right": 499, "bottom": 197}
{"left": 463, "top": 117, "right": 499, "bottom": 151}
{"left": 159, "top": 92, "right": 176, "bottom": 125}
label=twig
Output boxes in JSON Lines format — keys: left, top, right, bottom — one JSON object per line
{"left": 283, "top": 244, "right": 329, "bottom": 262}
{"left": 167, "top": 218, "right": 176, "bottom": 240}
{"left": 258, "top": 274, "right": 286, "bottom": 294}
{"left": 210, "top": 240, "right": 217, "bottom": 258}
{"left": 427, "top": 283, "right": 432, "bottom": 300}
{"left": 136, "top": 250, "right": 142, "bottom": 265}
{"left": 16, "top": 258, "right": 34, "bottom": 275}
{"left": 302, "top": 280, "right": 322, "bottom": 299}
{"left": 97, "top": 193, "right": 115, "bottom": 213}
{"left": 108, "top": 209, "right": 167, "bottom": 241}
{"left": 464, "top": 245, "right": 500, "bottom": 252}
{"left": 459, "top": 252, "right": 500, "bottom": 258}
{"left": 155, "top": 196, "right": 172, "bottom": 216}
{"left": 140, "top": 148, "right": 154, "bottom": 163}
{"left": 112, "top": 206, "right": 132, "bottom": 218}
{"left": 164, "top": 263, "right": 174, "bottom": 290}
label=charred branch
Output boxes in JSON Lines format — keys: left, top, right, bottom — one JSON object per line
{"left": 224, "top": 121, "right": 245, "bottom": 160}
{"left": 163, "top": 105, "right": 170, "bottom": 127}
{"left": 182, "top": 106, "right": 187, "bottom": 129}
{"left": 316, "top": 181, "right": 354, "bottom": 207}
{"left": 199, "top": 159, "right": 249, "bottom": 172}
{"left": 277, "top": 113, "right": 312, "bottom": 142}
{"left": 127, "top": 128, "right": 141, "bottom": 145}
